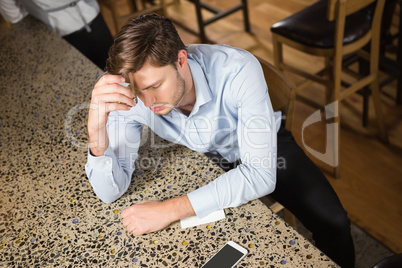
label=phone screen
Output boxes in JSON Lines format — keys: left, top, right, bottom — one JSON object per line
{"left": 202, "top": 243, "right": 245, "bottom": 268}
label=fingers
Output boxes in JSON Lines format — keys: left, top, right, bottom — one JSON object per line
{"left": 121, "top": 204, "right": 151, "bottom": 236}
{"left": 96, "top": 73, "right": 125, "bottom": 87}
{"left": 122, "top": 214, "right": 131, "bottom": 226}
{"left": 92, "top": 93, "right": 136, "bottom": 110}
{"left": 127, "top": 224, "right": 147, "bottom": 236}
{"left": 105, "top": 102, "right": 132, "bottom": 112}
{"left": 121, "top": 205, "right": 133, "bottom": 219}
{"left": 121, "top": 209, "right": 136, "bottom": 233}
{"left": 126, "top": 222, "right": 136, "bottom": 233}
{"left": 121, "top": 200, "right": 151, "bottom": 219}
{"left": 122, "top": 212, "right": 146, "bottom": 236}
{"left": 92, "top": 81, "right": 136, "bottom": 110}
{"left": 120, "top": 201, "right": 169, "bottom": 236}
{"left": 95, "top": 73, "right": 135, "bottom": 98}
{"left": 94, "top": 83, "right": 135, "bottom": 99}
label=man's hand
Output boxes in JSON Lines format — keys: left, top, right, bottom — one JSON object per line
{"left": 121, "top": 196, "right": 195, "bottom": 236}
{"left": 88, "top": 74, "right": 136, "bottom": 156}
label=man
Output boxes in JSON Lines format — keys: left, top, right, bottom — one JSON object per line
{"left": 85, "top": 14, "right": 355, "bottom": 267}
{"left": 0, "top": 0, "right": 113, "bottom": 69}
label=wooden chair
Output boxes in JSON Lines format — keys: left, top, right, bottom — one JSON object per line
{"left": 99, "top": 0, "right": 168, "bottom": 34}
{"left": 256, "top": 56, "right": 297, "bottom": 228}
{"left": 188, "top": 0, "right": 250, "bottom": 43}
{"left": 378, "top": 0, "right": 402, "bottom": 105}
{"left": 171, "top": 0, "right": 250, "bottom": 43}
{"left": 345, "top": 0, "right": 401, "bottom": 126}
{"left": 271, "top": 0, "right": 389, "bottom": 178}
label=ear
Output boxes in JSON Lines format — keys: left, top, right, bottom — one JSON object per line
{"left": 177, "top": 49, "right": 188, "bottom": 71}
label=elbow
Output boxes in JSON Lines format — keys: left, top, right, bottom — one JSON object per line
{"left": 97, "top": 194, "right": 119, "bottom": 204}
{"left": 95, "top": 191, "right": 121, "bottom": 204}
{"left": 240, "top": 162, "right": 276, "bottom": 196}
{"left": 260, "top": 167, "right": 277, "bottom": 195}
{"left": 86, "top": 170, "right": 130, "bottom": 204}
{"left": 90, "top": 182, "right": 126, "bottom": 204}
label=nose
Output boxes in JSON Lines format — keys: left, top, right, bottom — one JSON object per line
{"left": 142, "top": 91, "right": 156, "bottom": 108}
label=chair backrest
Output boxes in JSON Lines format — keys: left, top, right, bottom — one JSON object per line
{"left": 256, "top": 56, "right": 296, "bottom": 131}
{"left": 327, "top": 0, "right": 386, "bottom": 55}
{"left": 326, "top": 0, "right": 386, "bottom": 86}
{"left": 327, "top": 0, "right": 376, "bottom": 20}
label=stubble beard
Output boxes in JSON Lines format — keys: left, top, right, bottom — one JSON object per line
{"left": 155, "top": 71, "right": 186, "bottom": 116}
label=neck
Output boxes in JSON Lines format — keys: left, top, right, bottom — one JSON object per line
{"left": 178, "top": 105, "right": 193, "bottom": 117}
{"left": 176, "top": 65, "right": 196, "bottom": 116}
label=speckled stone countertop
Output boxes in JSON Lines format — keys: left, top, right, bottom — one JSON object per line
{"left": 0, "top": 16, "right": 338, "bottom": 267}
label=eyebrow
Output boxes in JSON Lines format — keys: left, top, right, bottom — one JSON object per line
{"left": 137, "top": 80, "right": 162, "bottom": 91}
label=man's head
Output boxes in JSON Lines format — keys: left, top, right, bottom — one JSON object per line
{"left": 106, "top": 14, "right": 187, "bottom": 76}
{"left": 106, "top": 14, "right": 193, "bottom": 116}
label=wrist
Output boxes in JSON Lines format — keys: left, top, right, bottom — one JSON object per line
{"left": 166, "top": 196, "right": 195, "bottom": 221}
{"left": 88, "top": 127, "right": 109, "bottom": 157}
{"left": 88, "top": 145, "right": 107, "bottom": 157}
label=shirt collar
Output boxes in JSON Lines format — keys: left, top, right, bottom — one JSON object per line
{"left": 187, "top": 57, "right": 212, "bottom": 117}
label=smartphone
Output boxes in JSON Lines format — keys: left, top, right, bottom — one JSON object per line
{"left": 201, "top": 241, "right": 248, "bottom": 268}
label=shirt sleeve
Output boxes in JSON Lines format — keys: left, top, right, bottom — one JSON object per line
{"left": 187, "top": 53, "right": 277, "bottom": 218}
{"left": 85, "top": 110, "right": 143, "bottom": 203}
{"left": 0, "top": 0, "right": 28, "bottom": 24}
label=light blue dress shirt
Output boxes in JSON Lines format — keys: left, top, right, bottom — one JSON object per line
{"left": 85, "top": 44, "right": 282, "bottom": 218}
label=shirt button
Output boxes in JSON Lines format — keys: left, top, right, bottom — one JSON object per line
{"left": 197, "top": 145, "right": 203, "bottom": 149}
{"left": 112, "top": 183, "right": 117, "bottom": 187}
{"left": 105, "top": 160, "right": 111, "bottom": 165}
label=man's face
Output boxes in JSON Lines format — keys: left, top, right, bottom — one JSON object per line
{"left": 128, "top": 60, "right": 185, "bottom": 116}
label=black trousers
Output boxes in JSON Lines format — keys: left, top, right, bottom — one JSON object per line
{"left": 206, "top": 125, "right": 355, "bottom": 268}
{"left": 63, "top": 13, "right": 114, "bottom": 70}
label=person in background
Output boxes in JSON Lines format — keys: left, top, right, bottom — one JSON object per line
{"left": 85, "top": 14, "right": 355, "bottom": 268}
{"left": 0, "top": 0, "right": 113, "bottom": 70}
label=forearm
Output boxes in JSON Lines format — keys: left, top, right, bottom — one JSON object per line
{"left": 188, "top": 164, "right": 276, "bottom": 218}
{"left": 88, "top": 123, "right": 109, "bottom": 157}
{"left": 87, "top": 74, "right": 136, "bottom": 156}
{"left": 167, "top": 195, "right": 196, "bottom": 220}
{"left": 85, "top": 146, "right": 133, "bottom": 203}
{"left": 86, "top": 74, "right": 139, "bottom": 202}
{"left": 121, "top": 195, "right": 196, "bottom": 235}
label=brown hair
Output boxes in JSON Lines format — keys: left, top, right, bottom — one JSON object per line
{"left": 105, "top": 14, "right": 186, "bottom": 76}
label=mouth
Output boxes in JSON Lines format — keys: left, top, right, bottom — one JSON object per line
{"left": 150, "top": 105, "right": 164, "bottom": 112}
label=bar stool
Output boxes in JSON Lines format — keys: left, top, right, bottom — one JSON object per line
{"left": 378, "top": 0, "right": 401, "bottom": 105}
{"left": 270, "top": 0, "right": 389, "bottom": 178}
{"left": 345, "top": 0, "right": 401, "bottom": 127}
